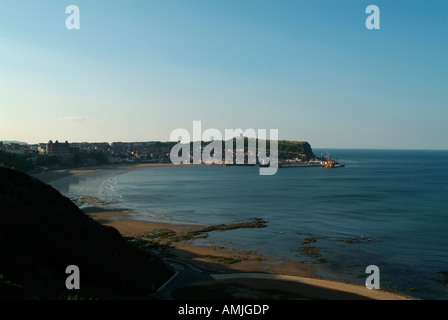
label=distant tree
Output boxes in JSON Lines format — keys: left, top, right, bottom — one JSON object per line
{"left": 0, "top": 151, "right": 35, "bottom": 172}
{"left": 35, "top": 155, "right": 61, "bottom": 167}
{"left": 90, "top": 151, "right": 108, "bottom": 164}
{"left": 73, "top": 153, "right": 81, "bottom": 165}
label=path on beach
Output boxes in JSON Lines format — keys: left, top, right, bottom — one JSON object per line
{"left": 155, "top": 257, "right": 412, "bottom": 300}
{"left": 33, "top": 168, "right": 414, "bottom": 301}
{"left": 155, "top": 258, "right": 215, "bottom": 300}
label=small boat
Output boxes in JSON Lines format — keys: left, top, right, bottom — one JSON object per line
{"left": 322, "top": 150, "right": 345, "bottom": 168}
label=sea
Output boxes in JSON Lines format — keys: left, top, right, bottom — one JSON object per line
{"left": 49, "top": 149, "right": 448, "bottom": 300}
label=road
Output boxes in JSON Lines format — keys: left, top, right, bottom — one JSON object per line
{"left": 155, "top": 258, "right": 215, "bottom": 300}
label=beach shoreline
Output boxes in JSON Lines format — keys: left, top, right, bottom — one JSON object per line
{"left": 84, "top": 207, "right": 412, "bottom": 300}
{"left": 32, "top": 166, "right": 415, "bottom": 300}
{"left": 32, "top": 162, "right": 183, "bottom": 184}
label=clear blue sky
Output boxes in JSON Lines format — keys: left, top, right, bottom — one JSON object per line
{"left": 0, "top": 0, "right": 447, "bottom": 149}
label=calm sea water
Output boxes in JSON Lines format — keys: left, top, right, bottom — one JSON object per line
{"left": 51, "top": 149, "right": 448, "bottom": 299}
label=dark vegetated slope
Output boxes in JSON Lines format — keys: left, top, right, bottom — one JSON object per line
{"left": 0, "top": 167, "right": 173, "bottom": 299}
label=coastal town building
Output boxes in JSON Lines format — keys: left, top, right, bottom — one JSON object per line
{"left": 46, "top": 140, "right": 71, "bottom": 155}
{"left": 44, "top": 140, "right": 75, "bottom": 162}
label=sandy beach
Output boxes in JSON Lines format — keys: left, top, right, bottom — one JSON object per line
{"left": 32, "top": 163, "right": 181, "bottom": 184}
{"left": 33, "top": 166, "right": 414, "bottom": 300}
{"left": 85, "top": 208, "right": 412, "bottom": 300}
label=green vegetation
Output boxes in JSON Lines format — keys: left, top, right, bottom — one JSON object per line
{"left": 35, "top": 155, "right": 62, "bottom": 167}
{"left": 296, "top": 232, "right": 377, "bottom": 264}
{"left": 196, "top": 254, "right": 265, "bottom": 265}
{"left": 278, "top": 140, "right": 315, "bottom": 160}
{"left": 177, "top": 218, "right": 268, "bottom": 243}
{"left": 77, "top": 195, "right": 118, "bottom": 206}
{"left": 298, "top": 246, "right": 322, "bottom": 258}
{"left": 135, "top": 218, "right": 268, "bottom": 250}
{"left": 0, "top": 150, "right": 76, "bottom": 172}
{"left": 200, "top": 139, "right": 316, "bottom": 161}
{"left": 128, "top": 219, "right": 269, "bottom": 263}
{"left": 0, "top": 139, "right": 316, "bottom": 175}
{"left": 0, "top": 274, "right": 31, "bottom": 300}
{"left": 0, "top": 150, "right": 35, "bottom": 172}
{"left": 198, "top": 255, "right": 243, "bottom": 265}
{"left": 60, "top": 293, "right": 97, "bottom": 300}
{"left": 89, "top": 150, "right": 109, "bottom": 165}
{"left": 0, "top": 167, "right": 174, "bottom": 299}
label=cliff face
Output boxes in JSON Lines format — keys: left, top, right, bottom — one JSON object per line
{"left": 199, "top": 139, "right": 316, "bottom": 161}
{"left": 278, "top": 141, "right": 316, "bottom": 160}
{"left": 0, "top": 167, "right": 173, "bottom": 300}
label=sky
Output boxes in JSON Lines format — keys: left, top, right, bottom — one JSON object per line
{"left": 0, "top": 0, "right": 447, "bottom": 149}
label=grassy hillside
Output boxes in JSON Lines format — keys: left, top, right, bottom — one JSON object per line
{"left": 278, "top": 140, "right": 315, "bottom": 160}
{"left": 0, "top": 167, "right": 174, "bottom": 300}
{"left": 199, "top": 139, "right": 316, "bottom": 161}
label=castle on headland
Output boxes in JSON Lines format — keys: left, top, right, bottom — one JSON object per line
{"left": 1, "top": 139, "right": 320, "bottom": 171}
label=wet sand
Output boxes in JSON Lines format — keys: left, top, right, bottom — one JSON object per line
{"left": 32, "top": 163, "right": 180, "bottom": 184}
{"left": 85, "top": 208, "right": 412, "bottom": 300}
{"left": 33, "top": 166, "right": 414, "bottom": 300}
